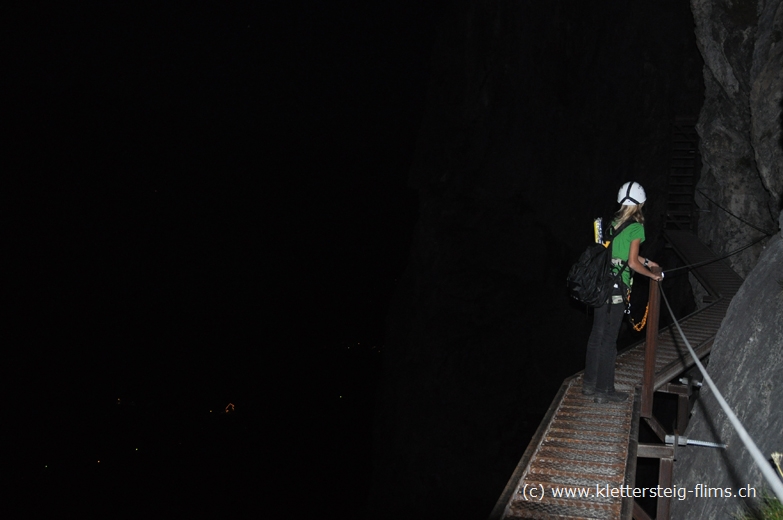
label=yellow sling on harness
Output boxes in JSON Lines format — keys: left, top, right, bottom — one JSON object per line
{"left": 625, "top": 286, "right": 649, "bottom": 331}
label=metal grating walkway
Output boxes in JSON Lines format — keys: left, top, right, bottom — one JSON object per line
{"left": 489, "top": 231, "right": 744, "bottom": 519}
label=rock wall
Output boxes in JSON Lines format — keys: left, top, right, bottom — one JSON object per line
{"left": 673, "top": 4, "right": 783, "bottom": 514}
{"left": 671, "top": 5, "right": 783, "bottom": 513}
{"left": 369, "top": 1, "right": 703, "bottom": 518}
{"left": 671, "top": 212, "right": 783, "bottom": 519}
{"left": 692, "top": 0, "right": 782, "bottom": 277}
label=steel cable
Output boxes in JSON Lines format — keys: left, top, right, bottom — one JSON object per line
{"left": 663, "top": 234, "right": 770, "bottom": 275}
{"left": 659, "top": 285, "right": 783, "bottom": 502}
{"left": 696, "top": 189, "right": 777, "bottom": 236}
{"left": 662, "top": 188, "right": 777, "bottom": 275}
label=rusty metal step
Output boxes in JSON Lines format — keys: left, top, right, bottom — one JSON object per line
{"left": 556, "top": 406, "right": 629, "bottom": 420}
{"left": 542, "top": 438, "right": 626, "bottom": 455}
{"left": 547, "top": 429, "right": 627, "bottom": 444}
{"left": 526, "top": 464, "right": 624, "bottom": 485}
{"left": 555, "top": 414, "right": 622, "bottom": 431}
{"left": 506, "top": 496, "right": 621, "bottom": 520}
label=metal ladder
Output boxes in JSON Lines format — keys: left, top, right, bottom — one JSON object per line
{"left": 664, "top": 116, "right": 699, "bottom": 230}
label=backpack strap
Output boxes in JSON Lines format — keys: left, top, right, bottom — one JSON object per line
{"left": 607, "top": 220, "right": 634, "bottom": 304}
{"left": 607, "top": 220, "right": 633, "bottom": 241}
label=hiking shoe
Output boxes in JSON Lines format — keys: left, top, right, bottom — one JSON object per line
{"left": 594, "top": 391, "right": 628, "bottom": 404}
{"left": 581, "top": 383, "right": 596, "bottom": 396}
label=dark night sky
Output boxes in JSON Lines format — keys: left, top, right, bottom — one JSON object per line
{"left": 10, "top": 2, "right": 441, "bottom": 365}
{"left": 9, "top": 2, "right": 443, "bottom": 515}
{"left": 8, "top": 2, "right": 712, "bottom": 517}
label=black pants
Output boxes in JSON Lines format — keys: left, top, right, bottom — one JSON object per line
{"left": 584, "top": 288, "right": 625, "bottom": 394}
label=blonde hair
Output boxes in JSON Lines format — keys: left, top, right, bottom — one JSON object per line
{"left": 614, "top": 203, "right": 645, "bottom": 228}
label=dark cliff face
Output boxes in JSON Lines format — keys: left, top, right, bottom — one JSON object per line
{"left": 671, "top": 218, "right": 783, "bottom": 520}
{"left": 670, "top": 1, "right": 783, "bottom": 518}
{"left": 692, "top": 0, "right": 783, "bottom": 276}
{"left": 369, "top": 1, "right": 703, "bottom": 518}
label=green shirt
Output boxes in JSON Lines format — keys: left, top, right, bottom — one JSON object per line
{"left": 611, "top": 222, "right": 645, "bottom": 289}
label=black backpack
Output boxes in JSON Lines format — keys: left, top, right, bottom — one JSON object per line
{"left": 566, "top": 221, "right": 631, "bottom": 307}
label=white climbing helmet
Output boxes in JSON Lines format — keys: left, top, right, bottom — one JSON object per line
{"left": 617, "top": 181, "right": 646, "bottom": 206}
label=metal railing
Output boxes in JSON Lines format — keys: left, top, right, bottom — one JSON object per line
{"left": 641, "top": 266, "right": 661, "bottom": 418}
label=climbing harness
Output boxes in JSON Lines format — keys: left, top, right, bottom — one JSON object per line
{"left": 627, "top": 300, "right": 649, "bottom": 331}
{"left": 623, "top": 283, "right": 648, "bottom": 331}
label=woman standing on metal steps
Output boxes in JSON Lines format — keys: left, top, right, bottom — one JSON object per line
{"left": 583, "top": 182, "right": 664, "bottom": 404}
